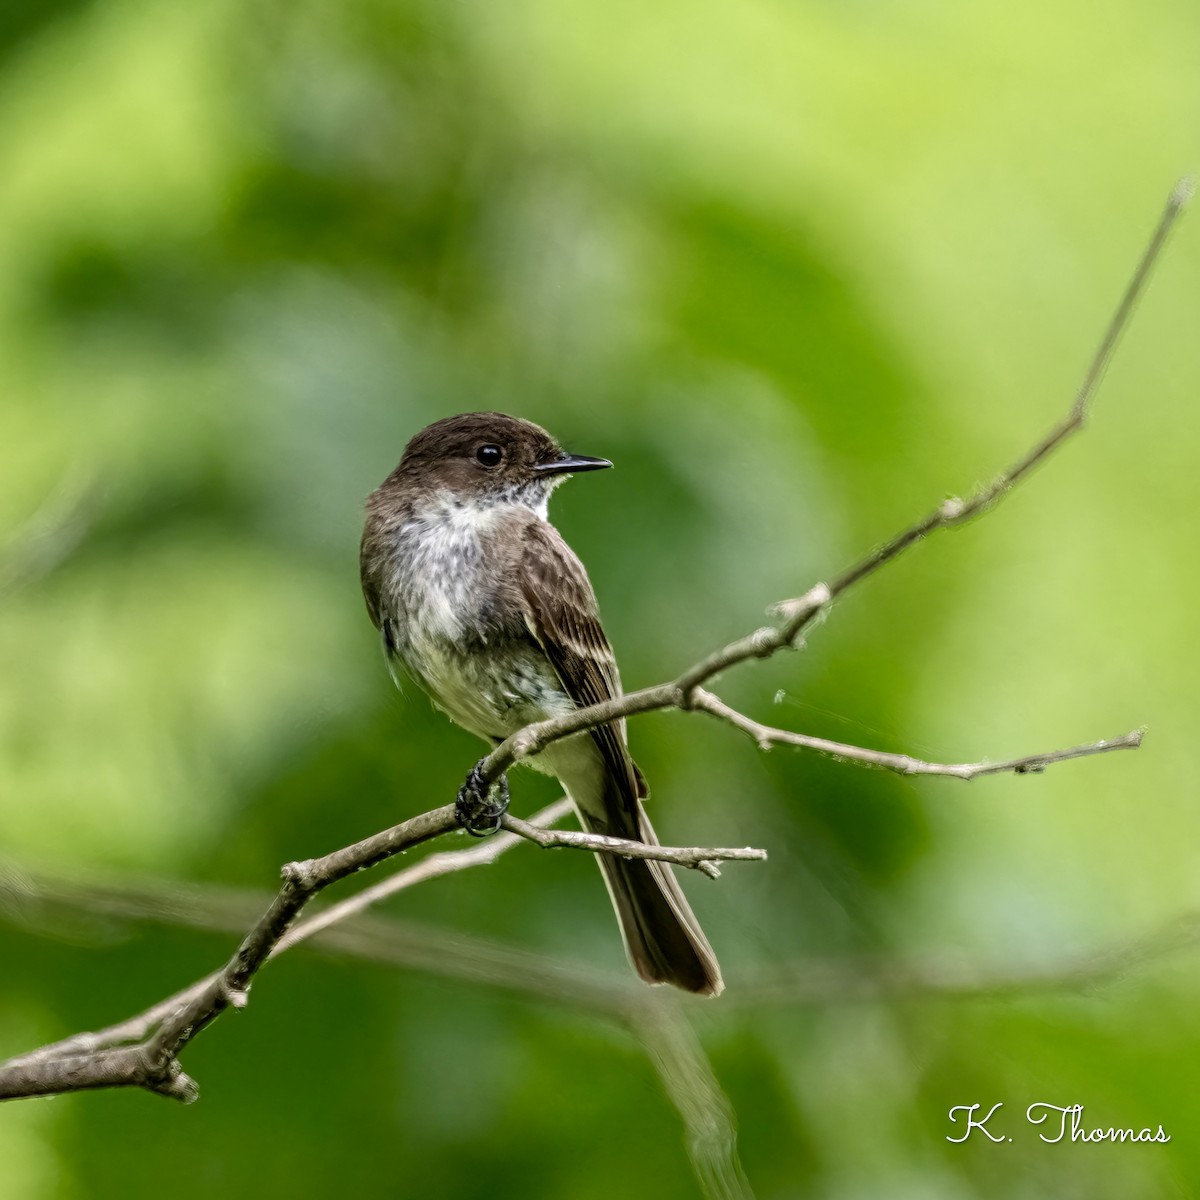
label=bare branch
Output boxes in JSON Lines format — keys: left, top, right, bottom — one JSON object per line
{"left": 694, "top": 690, "right": 1145, "bottom": 778}
{"left": 1, "top": 797, "right": 760, "bottom": 1100}
{"left": 0, "top": 819, "right": 640, "bottom": 1027}
{"left": 1, "top": 805, "right": 461, "bottom": 1101}
{"left": 137, "top": 805, "right": 463, "bottom": 1084}
{"left": 0, "top": 1043, "right": 199, "bottom": 1103}
{"left": 274, "top": 797, "right": 575, "bottom": 953}
{"left": 630, "top": 1001, "right": 754, "bottom": 1200}
{"left": 474, "top": 183, "right": 1187, "bottom": 789}
{"left": 499, "top": 812, "right": 767, "bottom": 871}
{"left": 813, "top": 178, "right": 1192, "bottom": 602}
{"left": 0, "top": 978, "right": 216, "bottom": 1075}
{"left": 0, "top": 803, "right": 583, "bottom": 1074}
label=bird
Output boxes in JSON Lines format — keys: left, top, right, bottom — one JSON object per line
{"left": 359, "top": 411, "right": 722, "bottom": 995}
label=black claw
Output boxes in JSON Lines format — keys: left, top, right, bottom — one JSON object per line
{"left": 456, "top": 761, "right": 509, "bottom": 837}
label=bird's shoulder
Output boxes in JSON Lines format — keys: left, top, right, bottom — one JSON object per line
{"left": 493, "top": 509, "right": 607, "bottom": 658}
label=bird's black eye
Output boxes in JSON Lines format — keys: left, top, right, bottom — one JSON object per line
{"left": 475, "top": 444, "right": 503, "bottom": 468}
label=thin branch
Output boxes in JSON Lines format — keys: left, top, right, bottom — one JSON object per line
{"left": 274, "top": 797, "right": 575, "bottom": 953}
{"left": 721, "top": 910, "right": 1200, "bottom": 1009}
{"left": 0, "top": 978, "right": 216, "bottom": 1074}
{"left": 0, "top": 804, "right": 458, "bottom": 1102}
{"left": 0, "top": 817, "right": 642, "bottom": 1025}
{"left": 630, "top": 1001, "right": 755, "bottom": 1200}
{"left": 3, "top": 802, "right": 578, "bottom": 1077}
{"left": 816, "top": 176, "right": 1193, "bottom": 600}
{"left": 475, "top": 181, "right": 1187, "bottom": 786}
{"left": 499, "top": 813, "right": 767, "bottom": 873}
{"left": 136, "top": 804, "right": 462, "bottom": 1098}
{"left": 695, "top": 690, "right": 1145, "bottom": 779}
{"left": 0, "top": 1043, "right": 198, "bottom": 1103}
{"left": 0, "top": 798, "right": 757, "bottom": 1099}
{"left": 0, "top": 806, "right": 590, "bottom": 1072}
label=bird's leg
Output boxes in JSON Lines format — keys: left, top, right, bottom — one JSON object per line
{"left": 455, "top": 760, "right": 510, "bottom": 837}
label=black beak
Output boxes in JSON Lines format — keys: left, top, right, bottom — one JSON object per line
{"left": 533, "top": 453, "right": 613, "bottom": 477}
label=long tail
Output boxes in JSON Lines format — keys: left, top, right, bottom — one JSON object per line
{"left": 579, "top": 802, "right": 724, "bottom": 997}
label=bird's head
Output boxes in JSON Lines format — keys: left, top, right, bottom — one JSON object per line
{"left": 391, "top": 411, "right": 612, "bottom": 514}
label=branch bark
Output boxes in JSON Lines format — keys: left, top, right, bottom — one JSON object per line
{"left": 474, "top": 180, "right": 1188, "bottom": 790}
{"left": 694, "top": 690, "right": 1144, "bottom": 778}
{"left": 0, "top": 800, "right": 756, "bottom": 1101}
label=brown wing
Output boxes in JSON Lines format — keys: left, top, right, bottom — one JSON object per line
{"left": 517, "top": 520, "right": 646, "bottom": 821}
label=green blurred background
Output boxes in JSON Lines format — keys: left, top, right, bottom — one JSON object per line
{"left": 2, "top": 0, "right": 1198, "bottom": 1195}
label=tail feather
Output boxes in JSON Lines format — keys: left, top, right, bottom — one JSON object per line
{"left": 582, "top": 805, "right": 724, "bottom": 997}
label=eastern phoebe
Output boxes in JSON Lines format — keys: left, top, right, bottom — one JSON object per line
{"left": 360, "top": 412, "right": 723, "bottom": 995}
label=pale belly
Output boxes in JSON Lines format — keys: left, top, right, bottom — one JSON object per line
{"left": 405, "top": 629, "right": 607, "bottom": 827}
{"left": 401, "top": 634, "right": 574, "bottom": 746}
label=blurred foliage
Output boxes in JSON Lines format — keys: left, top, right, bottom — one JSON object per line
{"left": 1, "top": 0, "right": 1199, "bottom": 1196}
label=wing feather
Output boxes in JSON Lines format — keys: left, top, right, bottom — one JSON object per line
{"left": 516, "top": 521, "right": 645, "bottom": 823}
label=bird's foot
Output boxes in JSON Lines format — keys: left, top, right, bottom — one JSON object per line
{"left": 456, "top": 761, "right": 509, "bottom": 837}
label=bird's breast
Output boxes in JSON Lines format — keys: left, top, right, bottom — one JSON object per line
{"left": 400, "top": 504, "right": 493, "bottom": 641}
{"left": 377, "top": 499, "right": 570, "bottom": 741}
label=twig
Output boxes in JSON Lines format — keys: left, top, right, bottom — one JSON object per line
{"left": 0, "top": 802, "right": 642, "bottom": 1039}
{"left": 2, "top": 802, "right": 579, "bottom": 1076}
{"left": 694, "top": 690, "right": 1145, "bottom": 778}
{"left": 475, "top": 181, "right": 1188, "bottom": 786}
{"left": 0, "top": 803, "right": 585, "bottom": 1073}
{"left": 0, "top": 798, "right": 754, "bottom": 1099}
{"left": 630, "top": 1000, "right": 755, "bottom": 1200}
{"left": 0, "top": 804, "right": 460, "bottom": 1101}
{"left": 499, "top": 813, "right": 767, "bottom": 873}
{"left": 274, "top": 797, "right": 575, "bottom": 953}
{"left": 0, "top": 977, "right": 217, "bottom": 1075}
{"left": 806, "top": 176, "right": 1194, "bottom": 602}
